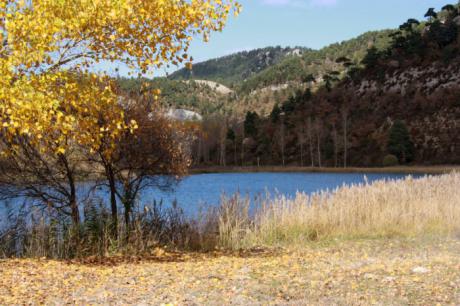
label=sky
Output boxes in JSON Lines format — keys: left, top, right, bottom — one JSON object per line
{"left": 109, "top": 0, "right": 453, "bottom": 77}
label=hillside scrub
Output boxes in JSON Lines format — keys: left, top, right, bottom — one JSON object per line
{"left": 153, "top": 4, "right": 460, "bottom": 167}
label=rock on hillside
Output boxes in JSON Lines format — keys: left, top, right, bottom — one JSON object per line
{"left": 357, "top": 61, "right": 460, "bottom": 96}
{"left": 166, "top": 109, "right": 203, "bottom": 121}
{"left": 339, "top": 60, "right": 460, "bottom": 164}
{"left": 186, "top": 80, "right": 234, "bottom": 95}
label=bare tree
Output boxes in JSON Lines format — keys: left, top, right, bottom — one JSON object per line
{"left": 315, "top": 119, "right": 323, "bottom": 168}
{"left": 296, "top": 124, "right": 307, "bottom": 167}
{"left": 196, "top": 128, "right": 204, "bottom": 165}
{"left": 341, "top": 106, "right": 349, "bottom": 168}
{"left": 94, "top": 100, "right": 190, "bottom": 238}
{"left": 219, "top": 119, "right": 227, "bottom": 166}
{"left": 332, "top": 123, "right": 339, "bottom": 168}
{"left": 241, "top": 125, "right": 245, "bottom": 166}
{"left": 0, "top": 138, "right": 88, "bottom": 227}
{"left": 307, "top": 117, "right": 315, "bottom": 167}
{"left": 226, "top": 125, "right": 238, "bottom": 166}
{"left": 280, "top": 112, "right": 286, "bottom": 166}
{"left": 233, "top": 133, "right": 238, "bottom": 166}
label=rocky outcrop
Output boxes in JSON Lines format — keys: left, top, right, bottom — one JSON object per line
{"left": 166, "top": 109, "right": 202, "bottom": 122}
{"left": 343, "top": 60, "right": 460, "bottom": 164}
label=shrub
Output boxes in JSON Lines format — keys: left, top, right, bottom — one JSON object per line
{"left": 0, "top": 200, "right": 209, "bottom": 259}
{"left": 382, "top": 154, "right": 399, "bottom": 167}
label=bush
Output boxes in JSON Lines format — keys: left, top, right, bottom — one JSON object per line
{"left": 0, "top": 200, "right": 210, "bottom": 259}
{"left": 382, "top": 154, "right": 399, "bottom": 167}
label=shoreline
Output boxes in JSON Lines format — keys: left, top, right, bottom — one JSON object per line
{"left": 190, "top": 165, "right": 460, "bottom": 175}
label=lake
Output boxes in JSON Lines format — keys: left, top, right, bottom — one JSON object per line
{"left": 129, "top": 172, "right": 424, "bottom": 216}
{"left": 0, "top": 172, "right": 425, "bottom": 220}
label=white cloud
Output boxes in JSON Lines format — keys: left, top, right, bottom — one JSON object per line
{"left": 260, "top": 0, "right": 338, "bottom": 8}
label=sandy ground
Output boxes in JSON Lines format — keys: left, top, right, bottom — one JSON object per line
{"left": 1, "top": 238, "right": 460, "bottom": 305}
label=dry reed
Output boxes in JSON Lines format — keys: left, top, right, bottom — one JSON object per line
{"left": 2, "top": 173, "right": 459, "bottom": 257}
{"left": 218, "top": 172, "right": 460, "bottom": 248}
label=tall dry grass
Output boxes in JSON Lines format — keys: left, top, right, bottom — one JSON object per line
{"left": 218, "top": 172, "right": 460, "bottom": 249}
{"left": 2, "top": 173, "right": 459, "bottom": 258}
{"left": 0, "top": 200, "right": 201, "bottom": 258}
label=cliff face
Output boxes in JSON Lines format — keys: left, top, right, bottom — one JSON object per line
{"left": 340, "top": 59, "right": 460, "bottom": 165}
{"left": 357, "top": 61, "right": 460, "bottom": 95}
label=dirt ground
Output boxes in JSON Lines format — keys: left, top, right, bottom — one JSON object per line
{"left": 190, "top": 165, "right": 460, "bottom": 175}
{"left": 1, "top": 238, "right": 459, "bottom": 305}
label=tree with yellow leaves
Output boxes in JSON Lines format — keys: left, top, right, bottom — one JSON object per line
{"left": 0, "top": 0, "right": 241, "bottom": 227}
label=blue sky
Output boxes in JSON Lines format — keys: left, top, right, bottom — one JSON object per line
{"left": 110, "top": 0, "right": 453, "bottom": 77}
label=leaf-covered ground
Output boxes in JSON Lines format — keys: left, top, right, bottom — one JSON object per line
{"left": 1, "top": 238, "right": 459, "bottom": 305}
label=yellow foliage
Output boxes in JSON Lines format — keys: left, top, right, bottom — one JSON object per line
{"left": 0, "top": 0, "right": 240, "bottom": 155}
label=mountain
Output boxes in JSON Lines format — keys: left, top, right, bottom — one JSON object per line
{"left": 169, "top": 46, "right": 312, "bottom": 87}
{"left": 118, "top": 3, "right": 460, "bottom": 167}
{"left": 121, "top": 30, "right": 395, "bottom": 117}
{"left": 169, "top": 30, "right": 393, "bottom": 95}
{"left": 233, "top": 7, "right": 460, "bottom": 167}
{"left": 236, "top": 30, "right": 393, "bottom": 94}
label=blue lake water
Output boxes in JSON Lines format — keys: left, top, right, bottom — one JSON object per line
{"left": 127, "top": 172, "right": 424, "bottom": 216}
{"left": 0, "top": 172, "right": 425, "bottom": 220}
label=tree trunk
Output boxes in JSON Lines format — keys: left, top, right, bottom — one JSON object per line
{"left": 124, "top": 206, "right": 130, "bottom": 232}
{"left": 342, "top": 109, "right": 348, "bottom": 168}
{"left": 241, "top": 129, "right": 245, "bottom": 166}
{"left": 307, "top": 118, "right": 314, "bottom": 167}
{"left": 106, "top": 164, "right": 118, "bottom": 239}
{"left": 197, "top": 131, "right": 203, "bottom": 164}
{"left": 317, "top": 131, "right": 322, "bottom": 168}
{"left": 124, "top": 204, "right": 131, "bottom": 242}
{"left": 60, "top": 154, "right": 80, "bottom": 227}
{"left": 69, "top": 192, "right": 80, "bottom": 227}
{"left": 316, "top": 120, "right": 322, "bottom": 168}
{"left": 333, "top": 125, "right": 338, "bottom": 168}
{"left": 280, "top": 121, "right": 285, "bottom": 167}
{"left": 122, "top": 191, "right": 133, "bottom": 242}
{"left": 59, "top": 153, "right": 81, "bottom": 254}
{"left": 234, "top": 141, "right": 237, "bottom": 166}
{"left": 300, "top": 141, "right": 304, "bottom": 167}
{"left": 220, "top": 124, "right": 226, "bottom": 166}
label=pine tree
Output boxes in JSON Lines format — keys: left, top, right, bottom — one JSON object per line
{"left": 387, "top": 120, "right": 415, "bottom": 163}
{"left": 270, "top": 104, "right": 282, "bottom": 123}
{"left": 244, "top": 111, "right": 259, "bottom": 138}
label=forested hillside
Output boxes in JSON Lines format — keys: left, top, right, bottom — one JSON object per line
{"left": 184, "top": 4, "right": 460, "bottom": 167}
{"left": 236, "top": 30, "right": 393, "bottom": 94}
{"left": 169, "top": 31, "right": 392, "bottom": 92}
{"left": 169, "top": 46, "right": 311, "bottom": 87}
{"left": 117, "top": 77, "right": 232, "bottom": 115}
{"left": 121, "top": 30, "right": 394, "bottom": 116}
{"left": 119, "top": 3, "right": 460, "bottom": 167}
